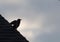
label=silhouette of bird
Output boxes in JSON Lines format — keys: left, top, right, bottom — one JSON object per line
{"left": 10, "top": 19, "right": 21, "bottom": 30}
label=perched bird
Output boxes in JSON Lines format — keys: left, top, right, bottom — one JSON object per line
{"left": 10, "top": 19, "right": 21, "bottom": 30}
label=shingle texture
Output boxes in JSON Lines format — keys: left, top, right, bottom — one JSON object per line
{"left": 0, "top": 15, "right": 29, "bottom": 42}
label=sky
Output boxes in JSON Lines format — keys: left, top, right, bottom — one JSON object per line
{"left": 0, "top": 0, "right": 60, "bottom": 42}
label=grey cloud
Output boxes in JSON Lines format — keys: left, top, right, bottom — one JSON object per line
{"left": 28, "top": 0, "right": 60, "bottom": 12}
{"left": 36, "top": 31, "right": 60, "bottom": 42}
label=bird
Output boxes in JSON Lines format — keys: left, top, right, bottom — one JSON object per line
{"left": 10, "top": 19, "right": 21, "bottom": 30}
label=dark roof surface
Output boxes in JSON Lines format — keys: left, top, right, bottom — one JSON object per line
{"left": 0, "top": 14, "right": 29, "bottom": 42}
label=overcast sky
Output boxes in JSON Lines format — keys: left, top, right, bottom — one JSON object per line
{"left": 0, "top": 0, "right": 60, "bottom": 42}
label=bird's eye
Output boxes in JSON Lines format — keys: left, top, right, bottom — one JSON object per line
{"left": 12, "top": 24, "right": 14, "bottom": 26}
